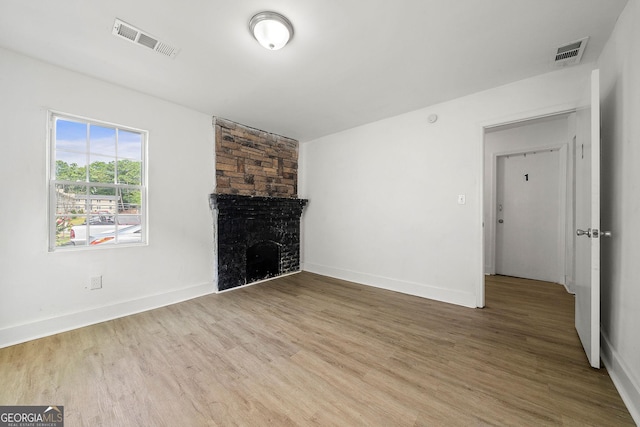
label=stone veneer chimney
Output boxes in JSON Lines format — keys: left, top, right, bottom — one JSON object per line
{"left": 214, "top": 117, "right": 298, "bottom": 198}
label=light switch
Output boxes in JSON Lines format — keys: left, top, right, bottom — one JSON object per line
{"left": 458, "top": 194, "right": 466, "bottom": 205}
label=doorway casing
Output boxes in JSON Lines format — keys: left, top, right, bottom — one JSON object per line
{"left": 478, "top": 104, "right": 578, "bottom": 308}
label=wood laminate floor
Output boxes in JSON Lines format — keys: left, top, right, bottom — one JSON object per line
{"left": 0, "top": 272, "right": 634, "bottom": 426}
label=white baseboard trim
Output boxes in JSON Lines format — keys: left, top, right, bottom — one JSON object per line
{"left": 563, "top": 278, "right": 576, "bottom": 294}
{"left": 303, "top": 263, "right": 476, "bottom": 308}
{"left": 0, "top": 282, "right": 215, "bottom": 349}
{"left": 601, "top": 331, "right": 640, "bottom": 425}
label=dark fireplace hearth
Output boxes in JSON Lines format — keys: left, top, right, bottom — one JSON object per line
{"left": 210, "top": 194, "right": 308, "bottom": 291}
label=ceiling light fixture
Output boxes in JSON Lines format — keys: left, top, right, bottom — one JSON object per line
{"left": 249, "top": 11, "right": 293, "bottom": 50}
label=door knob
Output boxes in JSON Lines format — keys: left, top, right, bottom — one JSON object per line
{"left": 576, "top": 228, "right": 591, "bottom": 237}
{"left": 577, "top": 228, "right": 613, "bottom": 238}
{"left": 498, "top": 219, "right": 504, "bottom": 224}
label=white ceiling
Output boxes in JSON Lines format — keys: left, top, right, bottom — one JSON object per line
{"left": 0, "top": 0, "right": 628, "bottom": 141}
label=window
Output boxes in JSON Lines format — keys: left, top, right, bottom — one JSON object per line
{"left": 49, "top": 112, "right": 146, "bottom": 250}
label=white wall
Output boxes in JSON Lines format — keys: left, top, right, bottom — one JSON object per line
{"left": 0, "top": 48, "right": 216, "bottom": 348}
{"left": 483, "top": 115, "right": 575, "bottom": 290}
{"left": 300, "top": 64, "right": 592, "bottom": 308}
{"left": 598, "top": 0, "right": 640, "bottom": 421}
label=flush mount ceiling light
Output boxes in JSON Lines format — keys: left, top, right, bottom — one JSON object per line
{"left": 249, "top": 11, "right": 294, "bottom": 50}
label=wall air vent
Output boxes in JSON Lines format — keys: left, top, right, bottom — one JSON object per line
{"left": 553, "top": 37, "right": 588, "bottom": 67}
{"left": 112, "top": 19, "right": 180, "bottom": 58}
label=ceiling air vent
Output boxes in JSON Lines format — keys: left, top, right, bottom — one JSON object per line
{"left": 553, "top": 37, "right": 588, "bottom": 67}
{"left": 112, "top": 19, "right": 180, "bottom": 58}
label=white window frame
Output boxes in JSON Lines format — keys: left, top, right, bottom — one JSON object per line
{"left": 48, "top": 111, "right": 148, "bottom": 251}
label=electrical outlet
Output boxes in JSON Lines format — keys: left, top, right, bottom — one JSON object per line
{"left": 90, "top": 276, "right": 102, "bottom": 290}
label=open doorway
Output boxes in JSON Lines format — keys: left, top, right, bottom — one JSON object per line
{"left": 483, "top": 112, "right": 577, "bottom": 299}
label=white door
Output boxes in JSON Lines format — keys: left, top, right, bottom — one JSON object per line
{"left": 575, "top": 69, "right": 601, "bottom": 369}
{"left": 495, "top": 149, "right": 562, "bottom": 283}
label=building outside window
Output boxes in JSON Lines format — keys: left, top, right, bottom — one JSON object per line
{"left": 49, "top": 112, "right": 147, "bottom": 250}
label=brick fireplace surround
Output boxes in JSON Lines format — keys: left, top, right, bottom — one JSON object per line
{"left": 211, "top": 118, "right": 307, "bottom": 291}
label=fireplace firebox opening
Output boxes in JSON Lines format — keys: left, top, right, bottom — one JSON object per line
{"left": 247, "top": 240, "right": 280, "bottom": 283}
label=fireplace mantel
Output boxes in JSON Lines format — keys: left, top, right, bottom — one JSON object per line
{"left": 210, "top": 194, "right": 307, "bottom": 217}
